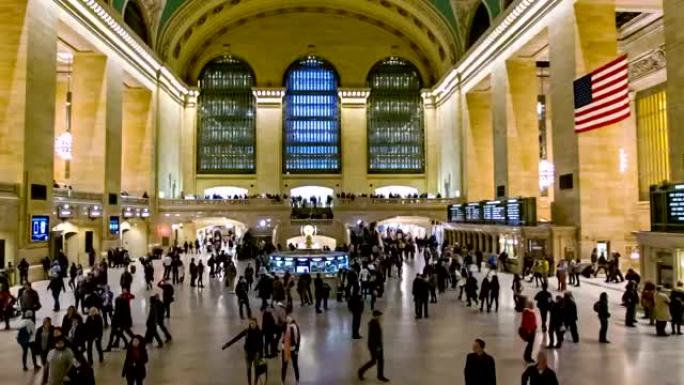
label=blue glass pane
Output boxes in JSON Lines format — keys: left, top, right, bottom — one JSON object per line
{"left": 367, "top": 58, "right": 425, "bottom": 173}
{"left": 283, "top": 57, "right": 340, "bottom": 173}
{"left": 197, "top": 57, "right": 256, "bottom": 174}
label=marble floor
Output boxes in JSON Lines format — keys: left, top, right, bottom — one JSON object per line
{"left": 1, "top": 257, "right": 683, "bottom": 385}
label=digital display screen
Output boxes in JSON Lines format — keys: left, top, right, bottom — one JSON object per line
{"left": 447, "top": 198, "right": 536, "bottom": 227}
{"left": 667, "top": 187, "right": 684, "bottom": 224}
{"left": 58, "top": 206, "right": 74, "bottom": 219}
{"left": 109, "top": 216, "right": 120, "bottom": 235}
{"left": 31, "top": 215, "right": 49, "bottom": 242}
{"left": 448, "top": 204, "right": 466, "bottom": 223}
{"left": 88, "top": 206, "right": 102, "bottom": 218}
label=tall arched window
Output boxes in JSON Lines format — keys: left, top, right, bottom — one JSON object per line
{"left": 123, "top": 1, "right": 150, "bottom": 45}
{"left": 283, "top": 56, "right": 341, "bottom": 173}
{"left": 467, "top": 2, "right": 491, "bottom": 48}
{"left": 197, "top": 57, "right": 256, "bottom": 174}
{"left": 367, "top": 57, "right": 424, "bottom": 173}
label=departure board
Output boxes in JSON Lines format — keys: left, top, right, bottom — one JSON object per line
{"left": 650, "top": 183, "right": 684, "bottom": 232}
{"left": 447, "top": 197, "right": 537, "bottom": 226}
{"left": 448, "top": 204, "right": 466, "bottom": 223}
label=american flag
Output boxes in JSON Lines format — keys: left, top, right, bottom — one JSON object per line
{"left": 574, "top": 54, "right": 630, "bottom": 133}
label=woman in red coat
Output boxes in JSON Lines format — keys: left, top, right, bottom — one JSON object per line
{"left": 520, "top": 300, "right": 538, "bottom": 363}
{"left": 122, "top": 335, "right": 148, "bottom": 385}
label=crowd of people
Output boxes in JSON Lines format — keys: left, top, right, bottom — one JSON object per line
{"left": 3, "top": 224, "right": 684, "bottom": 385}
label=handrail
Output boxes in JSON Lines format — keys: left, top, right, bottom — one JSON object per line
{"left": 53, "top": 188, "right": 103, "bottom": 202}
{"left": 0, "top": 183, "right": 19, "bottom": 195}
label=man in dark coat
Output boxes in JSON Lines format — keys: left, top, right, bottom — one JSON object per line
{"left": 349, "top": 293, "right": 364, "bottom": 339}
{"left": 412, "top": 274, "right": 429, "bottom": 319}
{"left": 464, "top": 338, "right": 496, "bottom": 385}
{"left": 144, "top": 294, "right": 172, "bottom": 347}
{"left": 521, "top": 352, "right": 559, "bottom": 385}
{"left": 358, "top": 310, "right": 389, "bottom": 382}
{"left": 105, "top": 290, "right": 135, "bottom": 351}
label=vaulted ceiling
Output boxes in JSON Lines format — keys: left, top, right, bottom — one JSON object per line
{"left": 109, "top": 0, "right": 508, "bottom": 86}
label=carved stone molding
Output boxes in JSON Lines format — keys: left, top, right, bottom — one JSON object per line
{"left": 629, "top": 47, "right": 666, "bottom": 81}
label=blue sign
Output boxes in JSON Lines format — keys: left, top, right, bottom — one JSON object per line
{"left": 31, "top": 216, "right": 49, "bottom": 242}
{"left": 109, "top": 216, "right": 120, "bottom": 235}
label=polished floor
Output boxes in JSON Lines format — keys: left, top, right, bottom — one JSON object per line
{"left": 1, "top": 256, "right": 683, "bottom": 385}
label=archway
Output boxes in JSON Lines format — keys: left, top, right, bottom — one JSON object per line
{"left": 374, "top": 185, "right": 419, "bottom": 198}
{"left": 467, "top": 2, "right": 491, "bottom": 49}
{"left": 123, "top": 0, "right": 150, "bottom": 45}
{"left": 203, "top": 186, "right": 249, "bottom": 199}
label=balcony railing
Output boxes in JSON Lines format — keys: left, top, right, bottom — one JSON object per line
{"left": 0, "top": 183, "right": 19, "bottom": 196}
{"left": 121, "top": 196, "right": 150, "bottom": 206}
{"left": 53, "top": 188, "right": 103, "bottom": 202}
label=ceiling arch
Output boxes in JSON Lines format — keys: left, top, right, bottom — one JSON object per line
{"left": 156, "top": 0, "right": 461, "bottom": 86}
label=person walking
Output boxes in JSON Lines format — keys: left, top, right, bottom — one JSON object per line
{"left": 654, "top": 286, "right": 671, "bottom": 336}
{"left": 122, "top": 335, "right": 148, "bottom": 385}
{"left": 157, "top": 279, "right": 175, "bottom": 318}
{"left": 520, "top": 301, "right": 537, "bottom": 363}
{"left": 465, "top": 273, "right": 479, "bottom": 307}
{"left": 412, "top": 274, "right": 428, "bottom": 319}
{"left": 488, "top": 275, "right": 500, "bottom": 312}
{"left": 670, "top": 281, "right": 684, "bottom": 335}
{"left": 349, "top": 293, "right": 364, "bottom": 339}
{"left": 479, "top": 276, "right": 490, "bottom": 312}
{"left": 521, "top": 352, "right": 559, "bottom": 385}
{"left": 144, "top": 294, "right": 172, "bottom": 347}
{"left": 222, "top": 318, "right": 264, "bottom": 385}
{"left": 197, "top": 260, "right": 205, "bottom": 288}
{"left": 534, "top": 284, "right": 552, "bottom": 333}
{"left": 189, "top": 258, "right": 197, "bottom": 287}
{"left": 35, "top": 317, "right": 55, "bottom": 367}
{"left": 594, "top": 292, "right": 610, "bottom": 343}
{"left": 358, "top": 310, "right": 389, "bottom": 382}
{"left": 105, "top": 289, "right": 135, "bottom": 351}
{"left": 546, "top": 296, "right": 564, "bottom": 349}
{"left": 47, "top": 275, "right": 66, "bottom": 312}
{"left": 84, "top": 307, "right": 104, "bottom": 365}
{"left": 464, "top": 338, "right": 496, "bottom": 385}
{"left": 45, "top": 337, "right": 75, "bottom": 385}
{"left": 226, "top": 261, "right": 238, "bottom": 292}
{"left": 16, "top": 310, "right": 40, "bottom": 371}
{"left": 236, "top": 276, "right": 252, "bottom": 319}
{"left": 280, "top": 316, "right": 301, "bottom": 384}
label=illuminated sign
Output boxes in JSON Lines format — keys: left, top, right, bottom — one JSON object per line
{"left": 88, "top": 205, "right": 102, "bottom": 218}
{"left": 109, "top": 216, "right": 120, "bottom": 235}
{"left": 57, "top": 204, "right": 74, "bottom": 219}
{"left": 31, "top": 216, "right": 49, "bottom": 242}
{"left": 448, "top": 198, "right": 537, "bottom": 227}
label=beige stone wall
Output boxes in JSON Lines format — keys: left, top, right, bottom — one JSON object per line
{"left": 465, "top": 92, "right": 494, "bottom": 201}
{"left": 53, "top": 79, "right": 68, "bottom": 183}
{"left": 122, "top": 87, "right": 153, "bottom": 195}
{"left": 435, "top": 90, "right": 462, "bottom": 198}
{"left": 665, "top": 0, "right": 684, "bottom": 181}
{"left": 156, "top": 88, "right": 184, "bottom": 198}
{"left": 70, "top": 54, "right": 107, "bottom": 193}
{"left": 340, "top": 101, "right": 367, "bottom": 193}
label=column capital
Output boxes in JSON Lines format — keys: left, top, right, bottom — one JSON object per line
{"left": 338, "top": 88, "right": 370, "bottom": 107}
{"left": 421, "top": 91, "right": 436, "bottom": 109}
{"left": 253, "top": 87, "right": 285, "bottom": 107}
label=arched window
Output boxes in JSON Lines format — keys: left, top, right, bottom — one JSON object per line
{"left": 467, "top": 2, "right": 491, "bottom": 48}
{"left": 123, "top": 1, "right": 150, "bottom": 45}
{"left": 197, "top": 57, "right": 256, "bottom": 174}
{"left": 367, "top": 57, "right": 424, "bottom": 173}
{"left": 283, "top": 56, "right": 341, "bottom": 173}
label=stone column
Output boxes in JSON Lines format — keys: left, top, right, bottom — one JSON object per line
{"left": 122, "top": 87, "right": 154, "bottom": 195}
{"left": 102, "top": 60, "right": 123, "bottom": 251}
{"left": 339, "top": 89, "right": 369, "bottom": 193}
{"left": 664, "top": 0, "right": 684, "bottom": 180}
{"left": 71, "top": 53, "right": 108, "bottom": 193}
{"left": 253, "top": 88, "right": 284, "bottom": 193}
{"left": 423, "top": 94, "right": 439, "bottom": 193}
{"left": 180, "top": 93, "right": 197, "bottom": 196}
{"left": 548, "top": 0, "right": 627, "bottom": 259}
{"left": 492, "top": 60, "right": 540, "bottom": 199}
{"left": 465, "top": 91, "right": 494, "bottom": 201}
{"left": 0, "top": 0, "right": 57, "bottom": 261}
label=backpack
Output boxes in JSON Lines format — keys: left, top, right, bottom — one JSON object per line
{"left": 16, "top": 326, "right": 30, "bottom": 346}
{"left": 593, "top": 301, "right": 600, "bottom": 313}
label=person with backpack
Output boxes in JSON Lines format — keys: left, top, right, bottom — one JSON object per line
{"left": 16, "top": 310, "right": 40, "bottom": 371}
{"left": 594, "top": 292, "right": 610, "bottom": 343}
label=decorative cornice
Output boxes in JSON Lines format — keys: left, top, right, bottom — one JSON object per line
{"left": 253, "top": 87, "right": 285, "bottom": 107}
{"left": 58, "top": 0, "right": 192, "bottom": 103}
{"left": 339, "top": 89, "right": 370, "bottom": 107}
{"left": 629, "top": 47, "right": 667, "bottom": 81}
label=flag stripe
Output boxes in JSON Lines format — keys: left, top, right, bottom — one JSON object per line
{"left": 575, "top": 89, "right": 629, "bottom": 114}
{"left": 576, "top": 110, "right": 631, "bottom": 133}
{"left": 574, "top": 54, "right": 630, "bottom": 133}
{"left": 576, "top": 105, "right": 630, "bottom": 130}
{"left": 575, "top": 102, "right": 630, "bottom": 125}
